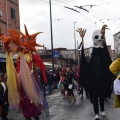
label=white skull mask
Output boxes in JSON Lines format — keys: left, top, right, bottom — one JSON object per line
{"left": 92, "top": 30, "right": 104, "bottom": 48}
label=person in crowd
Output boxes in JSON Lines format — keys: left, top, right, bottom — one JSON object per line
{"left": 53, "top": 73, "right": 59, "bottom": 91}
{"left": 0, "top": 71, "right": 2, "bottom": 76}
{"left": 4, "top": 74, "right": 7, "bottom": 82}
{"left": 36, "top": 67, "right": 46, "bottom": 95}
{"left": 0, "top": 76, "right": 9, "bottom": 120}
{"left": 1, "top": 74, "right": 6, "bottom": 83}
{"left": 59, "top": 71, "right": 66, "bottom": 95}
{"left": 66, "top": 67, "right": 76, "bottom": 102}
{"left": 46, "top": 70, "right": 53, "bottom": 94}
{"left": 78, "top": 26, "right": 113, "bottom": 120}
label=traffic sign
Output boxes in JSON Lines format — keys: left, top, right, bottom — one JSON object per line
{"left": 53, "top": 51, "right": 60, "bottom": 58}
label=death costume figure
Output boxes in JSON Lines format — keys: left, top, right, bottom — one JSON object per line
{"left": 77, "top": 25, "right": 114, "bottom": 120}
{"left": 0, "top": 25, "right": 49, "bottom": 120}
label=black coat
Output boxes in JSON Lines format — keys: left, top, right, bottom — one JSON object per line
{"left": 66, "top": 71, "right": 76, "bottom": 90}
{"left": 0, "top": 82, "right": 9, "bottom": 116}
{"left": 66, "top": 72, "right": 74, "bottom": 84}
{"left": 47, "top": 73, "right": 53, "bottom": 85}
{"left": 79, "top": 44, "right": 114, "bottom": 99}
{"left": 90, "top": 45, "right": 113, "bottom": 97}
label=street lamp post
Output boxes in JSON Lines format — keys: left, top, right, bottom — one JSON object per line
{"left": 49, "top": 0, "right": 54, "bottom": 72}
{"left": 74, "top": 22, "right": 77, "bottom": 65}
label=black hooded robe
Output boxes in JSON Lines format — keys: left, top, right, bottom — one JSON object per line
{"left": 79, "top": 44, "right": 114, "bottom": 100}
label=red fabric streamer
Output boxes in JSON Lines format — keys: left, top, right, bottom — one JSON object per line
{"left": 32, "top": 54, "right": 48, "bottom": 84}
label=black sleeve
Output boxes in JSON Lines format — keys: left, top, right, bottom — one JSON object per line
{"left": 0, "top": 94, "right": 5, "bottom": 105}
{"left": 0, "top": 85, "right": 6, "bottom": 105}
{"left": 0, "top": 85, "right": 5, "bottom": 105}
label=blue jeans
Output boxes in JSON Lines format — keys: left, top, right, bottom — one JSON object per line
{"left": 47, "top": 85, "right": 52, "bottom": 92}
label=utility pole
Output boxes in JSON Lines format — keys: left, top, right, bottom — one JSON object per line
{"left": 0, "top": 11, "right": 3, "bottom": 46}
{"left": 77, "top": 40, "right": 79, "bottom": 65}
{"left": 74, "top": 22, "right": 77, "bottom": 65}
{"left": 0, "top": 10, "right": 2, "bottom": 37}
{"left": 49, "top": 0, "right": 54, "bottom": 72}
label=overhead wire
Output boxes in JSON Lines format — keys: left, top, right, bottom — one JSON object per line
{"left": 51, "top": 0, "right": 105, "bottom": 24}
{"left": 39, "top": 0, "right": 120, "bottom": 25}
{"left": 39, "top": 0, "right": 99, "bottom": 24}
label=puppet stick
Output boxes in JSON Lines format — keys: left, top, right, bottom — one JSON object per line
{"left": 82, "top": 29, "right": 86, "bottom": 47}
{"left": 82, "top": 37, "right": 84, "bottom": 47}
{"left": 101, "top": 29, "right": 106, "bottom": 44}
{"left": 80, "top": 42, "right": 82, "bottom": 48}
{"left": 103, "top": 35, "right": 106, "bottom": 45}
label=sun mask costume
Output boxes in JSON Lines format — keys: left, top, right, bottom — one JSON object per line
{"left": 77, "top": 25, "right": 114, "bottom": 118}
{"left": 0, "top": 25, "right": 49, "bottom": 119}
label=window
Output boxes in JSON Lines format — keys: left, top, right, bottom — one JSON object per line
{"left": 10, "top": 8, "right": 15, "bottom": 19}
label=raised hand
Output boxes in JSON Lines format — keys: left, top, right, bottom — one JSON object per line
{"left": 76, "top": 28, "right": 87, "bottom": 47}
{"left": 76, "top": 28, "right": 87, "bottom": 39}
{"left": 0, "top": 36, "right": 11, "bottom": 46}
{"left": 101, "top": 25, "right": 109, "bottom": 36}
{"left": 101, "top": 25, "right": 109, "bottom": 44}
{"left": 9, "top": 28, "right": 21, "bottom": 46}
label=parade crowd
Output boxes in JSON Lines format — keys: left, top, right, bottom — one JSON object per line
{"left": 0, "top": 65, "right": 80, "bottom": 120}
{"left": 0, "top": 24, "right": 120, "bottom": 120}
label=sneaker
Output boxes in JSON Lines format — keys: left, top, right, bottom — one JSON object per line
{"left": 101, "top": 111, "right": 105, "bottom": 116}
{"left": 95, "top": 114, "right": 100, "bottom": 120}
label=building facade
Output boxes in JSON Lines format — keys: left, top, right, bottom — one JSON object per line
{"left": 111, "top": 50, "right": 115, "bottom": 61}
{"left": 38, "top": 48, "right": 77, "bottom": 67}
{"left": 0, "top": 0, "right": 20, "bottom": 72}
{"left": 79, "top": 45, "right": 114, "bottom": 61}
{"left": 38, "top": 45, "right": 114, "bottom": 68}
{"left": 0, "top": 0, "right": 20, "bottom": 36}
{"left": 113, "top": 31, "right": 120, "bottom": 59}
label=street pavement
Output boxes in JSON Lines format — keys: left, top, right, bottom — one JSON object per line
{"left": 1, "top": 91, "right": 120, "bottom": 120}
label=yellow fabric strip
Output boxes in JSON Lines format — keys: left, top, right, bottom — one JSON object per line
{"left": 6, "top": 52, "right": 17, "bottom": 89}
{"left": 6, "top": 52, "right": 20, "bottom": 108}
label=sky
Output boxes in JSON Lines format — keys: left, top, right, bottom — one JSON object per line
{"left": 19, "top": 0, "right": 120, "bottom": 50}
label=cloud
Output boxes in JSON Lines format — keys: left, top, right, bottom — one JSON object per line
{"left": 19, "top": 0, "right": 120, "bottom": 50}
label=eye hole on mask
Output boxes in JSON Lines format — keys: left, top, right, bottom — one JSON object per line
{"left": 28, "top": 37, "right": 31, "bottom": 41}
{"left": 101, "top": 36, "right": 104, "bottom": 39}
{"left": 21, "top": 38, "right": 24, "bottom": 42}
{"left": 94, "top": 35, "right": 99, "bottom": 39}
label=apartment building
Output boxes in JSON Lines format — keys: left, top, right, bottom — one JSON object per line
{"left": 0, "top": 0, "right": 20, "bottom": 36}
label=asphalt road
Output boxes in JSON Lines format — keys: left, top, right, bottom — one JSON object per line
{"left": 1, "top": 91, "right": 120, "bottom": 120}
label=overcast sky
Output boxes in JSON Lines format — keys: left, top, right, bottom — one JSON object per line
{"left": 19, "top": 0, "right": 120, "bottom": 50}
